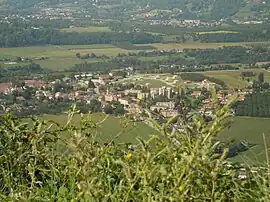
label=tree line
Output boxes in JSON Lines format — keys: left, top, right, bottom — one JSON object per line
{"left": 234, "top": 91, "right": 270, "bottom": 117}
{"left": 193, "top": 29, "right": 270, "bottom": 43}
{"left": 0, "top": 22, "right": 162, "bottom": 47}
{"left": 0, "top": 63, "right": 48, "bottom": 83}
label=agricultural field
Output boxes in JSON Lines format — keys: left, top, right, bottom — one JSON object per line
{"left": 201, "top": 70, "right": 249, "bottom": 89}
{"left": 202, "top": 69, "right": 270, "bottom": 89}
{"left": 38, "top": 113, "right": 158, "bottom": 143}
{"left": 220, "top": 116, "right": 270, "bottom": 164}
{"left": 0, "top": 44, "right": 133, "bottom": 70}
{"left": 35, "top": 113, "right": 270, "bottom": 164}
{"left": 61, "top": 26, "right": 112, "bottom": 33}
{"left": 153, "top": 41, "right": 270, "bottom": 49}
{"left": 196, "top": 30, "right": 239, "bottom": 35}
{"left": 1, "top": 42, "right": 270, "bottom": 70}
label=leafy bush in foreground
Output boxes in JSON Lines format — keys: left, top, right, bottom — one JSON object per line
{"left": 0, "top": 102, "right": 269, "bottom": 201}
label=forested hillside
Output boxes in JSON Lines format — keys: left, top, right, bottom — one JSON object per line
{"left": 1, "top": 0, "right": 269, "bottom": 20}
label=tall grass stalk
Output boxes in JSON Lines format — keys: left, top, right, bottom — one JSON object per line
{"left": 0, "top": 101, "right": 269, "bottom": 201}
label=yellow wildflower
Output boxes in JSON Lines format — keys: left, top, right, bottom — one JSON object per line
{"left": 179, "top": 185, "right": 183, "bottom": 192}
{"left": 127, "top": 153, "right": 132, "bottom": 159}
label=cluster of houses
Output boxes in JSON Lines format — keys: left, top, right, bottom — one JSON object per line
{"left": 146, "top": 19, "right": 223, "bottom": 28}
{"left": 0, "top": 69, "right": 251, "bottom": 118}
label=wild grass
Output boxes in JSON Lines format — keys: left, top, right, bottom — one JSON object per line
{"left": 1, "top": 97, "right": 270, "bottom": 201}
{"left": 39, "top": 113, "right": 157, "bottom": 143}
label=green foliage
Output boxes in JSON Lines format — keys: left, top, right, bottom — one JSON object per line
{"left": 0, "top": 22, "right": 163, "bottom": 48}
{"left": 235, "top": 91, "right": 270, "bottom": 117}
{"left": 0, "top": 100, "right": 270, "bottom": 201}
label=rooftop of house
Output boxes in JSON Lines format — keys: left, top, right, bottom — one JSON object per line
{"left": 0, "top": 83, "right": 12, "bottom": 93}
{"left": 25, "top": 80, "right": 48, "bottom": 86}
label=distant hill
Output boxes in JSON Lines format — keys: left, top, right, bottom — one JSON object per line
{"left": 1, "top": 0, "right": 270, "bottom": 20}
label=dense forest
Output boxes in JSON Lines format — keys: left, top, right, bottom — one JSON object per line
{"left": 0, "top": 22, "right": 162, "bottom": 47}
{"left": 184, "top": 46, "right": 270, "bottom": 65}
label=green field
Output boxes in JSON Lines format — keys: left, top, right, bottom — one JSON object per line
{"left": 0, "top": 45, "right": 132, "bottom": 70}
{"left": 1, "top": 42, "right": 270, "bottom": 70}
{"left": 202, "top": 69, "right": 270, "bottom": 88}
{"left": 39, "top": 113, "right": 158, "bottom": 143}
{"left": 36, "top": 113, "right": 270, "bottom": 164}
{"left": 61, "top": 26, "right": 112, "bottom": 33}
{"left": 134, "top": 78, "right": 168, "bottom": 88}
{"left": 196, "top": 30, "right": 239, "bottom": 35}
{"left": 220, "top": 117, "right": 270, "bottom": 164}
{"left": 202, "top": 70, "right": 249, "bottom": 88}
{"left": 148, "top": 41, "right": 270, "bottom": 50}
{"left": 119, "top": 77, "right": 169, "bottom": 88}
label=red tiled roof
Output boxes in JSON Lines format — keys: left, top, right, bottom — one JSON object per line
{"left": 24, "top": 80, "right": 48, "bottom": 86}
{"left": 99, "top": 75, "right": 111, "bottom": 79}
{"left": 0, "top": 83, "right": 12, "bottom": 93}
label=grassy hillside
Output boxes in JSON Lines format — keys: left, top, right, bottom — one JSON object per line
{"left": 37, "top": 112, "right": 270, "bottom": 164}
{"left": 202, "top": 69, "right": 270, "bottom": 88}
{"left": 220, "top": 116, "right": 270, "bottom": 164}
{"left": 39, "top": 113, "right": 158, "bottom": 143}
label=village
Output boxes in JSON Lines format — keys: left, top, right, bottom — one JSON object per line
{"left": 0, "top": 68, "right": 249, "bottom": 120}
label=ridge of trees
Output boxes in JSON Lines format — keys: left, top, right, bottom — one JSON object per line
{"left": 0, "top": 22, "right": 162, "bottom": 47}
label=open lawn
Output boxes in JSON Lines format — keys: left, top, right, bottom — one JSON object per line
{"left": 220, "top": 116, "right": 270, "bottom": 164}
{"left": 61, "top": 26, "right": 112, "bottom": 33}
{"left": 39, "top": 113, "right": 158, "bottom": 143}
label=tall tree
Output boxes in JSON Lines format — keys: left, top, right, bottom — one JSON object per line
{"left": 258, "top": 72, "right": 265, "bottom": 84}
